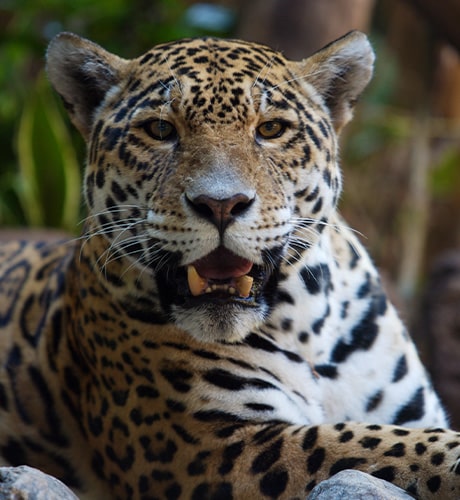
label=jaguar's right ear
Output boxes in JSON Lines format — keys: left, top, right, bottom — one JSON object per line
{"left": 46, "top": 32, "right": 127, "bottom": 139}
{"left": 294, "top": 31, "right": 375, "bottom": 134}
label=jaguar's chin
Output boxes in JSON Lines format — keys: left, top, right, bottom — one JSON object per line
{"left": 156, "top": 245, "right": 283, "bottom": 342}
{"left": 172, "top": 303, "right": 268, "bottom": 343}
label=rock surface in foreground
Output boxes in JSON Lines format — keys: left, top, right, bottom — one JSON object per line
{"left": 307, "top": 469, "right": 413, "bottom": 499}
{"left": 0, "top": 466, "right": 78, "bottom": 500}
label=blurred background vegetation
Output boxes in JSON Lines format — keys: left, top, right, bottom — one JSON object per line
{"left": 1, "top": 0, "right": 460, "bottom": 424}
{"left": 0, "top": 0, "right": 237, "bottom": 231}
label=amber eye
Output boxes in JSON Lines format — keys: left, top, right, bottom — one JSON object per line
{"left": 257, "top": 120, "right": 287, "bottom": 139}
{"left": 143, "top": 119, "right": 177, "bottom": 141}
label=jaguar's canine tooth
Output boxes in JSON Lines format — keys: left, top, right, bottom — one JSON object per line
{"left": 235, "top": 275, "right": 253, "bottom": 298}
{"left": 187, "top": 265, "right": 207, "bottom": 296}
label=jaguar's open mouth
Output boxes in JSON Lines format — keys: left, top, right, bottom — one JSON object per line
{"left": 184, "top": 246, "right": 264, "bottom": 305}
{"left": 155, "top": 243, "right": 284, "bottom": 335}
{"left": 154, "top": 244, "right": 284, "bottom": 341}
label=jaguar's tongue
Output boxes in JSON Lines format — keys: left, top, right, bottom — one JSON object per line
{"left": 187, "top": 247, "right": 254, "bottom": 298}
{"left": 193, "top": 246, "right": 253, "bottom": 279}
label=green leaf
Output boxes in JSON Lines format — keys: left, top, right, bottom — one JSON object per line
{"left": 16, "top": 74, "right": 81, "bottom": 230}
{"left": 430, "top": 147, "right": 460, "bottom": 197}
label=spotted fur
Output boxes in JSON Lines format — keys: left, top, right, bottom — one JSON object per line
{"left": 0, "top": 31, "right": 458, "bottom": 499}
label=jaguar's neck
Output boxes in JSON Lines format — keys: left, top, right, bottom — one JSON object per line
{"left": 57, "top": 232, "right": 169, "bottom": 382}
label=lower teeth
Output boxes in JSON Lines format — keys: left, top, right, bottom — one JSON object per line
{"left": 187, "top": 265, "right": 254, "bottom": 298}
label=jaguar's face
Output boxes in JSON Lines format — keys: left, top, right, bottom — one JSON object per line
{"left": 83, "top": 40, "right": 339, "bottom": 342}
{"left": 46, "top": 33, "right": 374, "bottom": 342}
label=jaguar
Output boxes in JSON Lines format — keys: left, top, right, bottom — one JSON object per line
{"left": 0, "top": 30, "right": 458, "bottom": 499}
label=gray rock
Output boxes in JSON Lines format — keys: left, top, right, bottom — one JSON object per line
{"left": 0, "top": 466, "right": 79, "bottom": 500}
{"left": 307, "top": 470, "right": 413, "bottom": 499}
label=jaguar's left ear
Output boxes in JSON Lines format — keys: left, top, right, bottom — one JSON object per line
{"left": 295, "top": 31, "right": 375, "bottom": 133}
{"left": 46, "top": 32, "right": 128, "bottom": 139}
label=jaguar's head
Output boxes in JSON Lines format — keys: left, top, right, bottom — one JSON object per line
{"left": 46, "top": 32, "right": 374, "bottom": 342}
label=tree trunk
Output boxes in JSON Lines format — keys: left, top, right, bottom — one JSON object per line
{"left": 235, "top": 0, "right": 375, "bottom": 58}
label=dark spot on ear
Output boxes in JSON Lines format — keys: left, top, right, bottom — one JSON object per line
{"left": 69, "top": 67, "right": 113, "bottom": 113}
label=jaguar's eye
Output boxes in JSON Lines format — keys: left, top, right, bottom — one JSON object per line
{"left": 257, "top": 120, "right": 287, "bottom": 140}
{"left": 143, "top": 119, "right": 177, "bottom": 141}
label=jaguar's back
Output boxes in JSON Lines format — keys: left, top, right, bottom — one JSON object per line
{"left": 0, "top": 31, "right": 458, "bottom": 499}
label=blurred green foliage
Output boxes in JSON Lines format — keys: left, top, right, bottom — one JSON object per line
{"left": 431, "top": 147, "right": 460, "bottom": 198}
{"left": 16, "top": 74, "right": 81, "bottom": 230}
{"left": 0, "top": 0, "right": 234, "bottom": 229}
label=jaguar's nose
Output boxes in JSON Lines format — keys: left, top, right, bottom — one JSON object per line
{"left": 186, "top": 193, "right": 254, "bottom": 233}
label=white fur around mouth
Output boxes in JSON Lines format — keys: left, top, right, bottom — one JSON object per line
{"left": 187, "top": 265, "right": 254, "bottom": 298}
